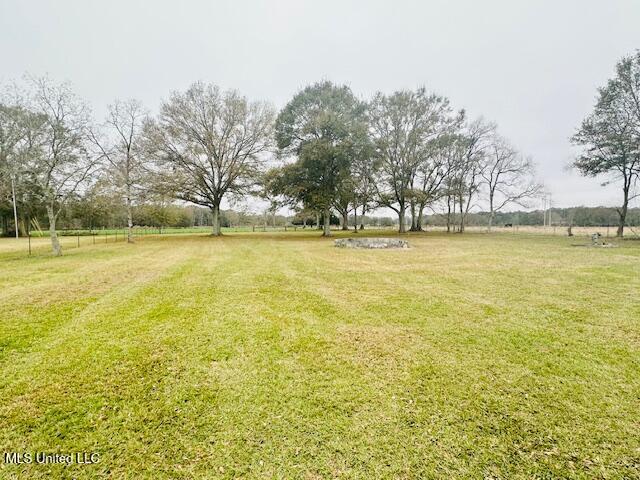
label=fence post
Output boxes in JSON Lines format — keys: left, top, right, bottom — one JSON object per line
{"left": 77, "top": 235, "right": 80, "bottom": 248}
{"left": 28, "top": 231, "right": 31, "bottom": 256}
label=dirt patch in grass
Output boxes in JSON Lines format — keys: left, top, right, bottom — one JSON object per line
{"left": 334, "top": 324, "right": 422, "bottom": 370}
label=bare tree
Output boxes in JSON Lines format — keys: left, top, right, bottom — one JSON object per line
{"left": 145, "top": 82, "right": 275, "bottom": 236}
{"left": 370, "top": 88, "right": 450, "bottom": 233}
{"left": 0, "top": 102, "right": 29, "bottom": 238}
{"left": 449, "top": 119, "right": 495, "bottom": 233}
{"left": 409, "top": 131, "right": 460, "bottom": 231}
{"left": 258, "top": 170, "right": 288, "bottom": 228}
{"left": 482, "top": 136, "right": 542, "bottom": 231}
{"left": 408, "top": 112, "right": 462, "bottom": 231}
{"left": 90, "top": 99, "right": 148, "bottom": 243}
{"left": 351, "top": 153, "right": 379, "bottom": 231}
{"left": 439, "top": 135, "right": 466, "bottom": 233}
{"left": 23, "top": 76, "right": 97, "bottom": 255}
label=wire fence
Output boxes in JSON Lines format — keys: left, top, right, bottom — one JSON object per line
{"left": 3, "top": 224, "right": 340, "bottom": 257}
{"left": 3, "top": 223, "right": 638, "bottom": 258}
{"left": 25, "top": 224, "right": 326, "bottom": 238}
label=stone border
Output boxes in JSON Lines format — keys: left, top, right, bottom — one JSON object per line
{"left": 334, "top": 238, "right": 410, "bottom": 249}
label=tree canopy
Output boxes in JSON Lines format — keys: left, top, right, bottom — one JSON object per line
{"left": 274, "top": 81, "right": 369, "bottom": 236}
{"left": 573, "top": 51, "right": 640, "bottom": 236}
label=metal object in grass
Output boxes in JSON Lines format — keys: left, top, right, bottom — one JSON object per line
{"left": 572, "top": 232, "right": 618, "bottom": 248}
{"left": 590, "top": 232, "right": 617, "bottom": 248}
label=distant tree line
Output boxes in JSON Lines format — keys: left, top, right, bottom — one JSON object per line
{"left": 4, "top": 198, "right": 631, "bottom": 235}
{"left": 427, "top": 206, "right": 640, "bottom": 228}
{"left": 1, "top": 52, "right": 638, "bottom": 254}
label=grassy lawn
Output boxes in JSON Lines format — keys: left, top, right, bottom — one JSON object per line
{"left": 0, "top": 231, "right": 638, "bottom": 479}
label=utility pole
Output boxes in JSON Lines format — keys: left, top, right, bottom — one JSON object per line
{"left": 11, "top": 174, "right": 19, "bottom": 239}
{"left": 542, "top": 193, "right": 552, "bottom": 230}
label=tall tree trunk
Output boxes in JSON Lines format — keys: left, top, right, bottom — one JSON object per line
{"left": 322, "top": 207, "right": 331, "bottom": 237}
{"left": 416, "top": 203, "right": 425, "bottom": 231}
{"left": 452, "top": 196, "right": 457, "bottom": 232}
{"left": 458, "top": 195, "right": 465, "bottom": 233}
{"left": 341, "top": 210, "right": 349, "bottom": 230}
{"left": 353, "top": 207, "right": 358, "bottom": 233}
{"left": 211, "top": 202, "right": 222, "bottom": 236}
{"left": 617, "top": 185, "right": 629, "bottom": 237}
{"left": 46, "top": 205, "right": 62, "bottom": 256}
{"left": 11, "top": 175, "right": 19, "bottom": 239}
{"left": 315, "top": 212, "right": 321, "bottom": 230}
{"left": 446, "top": 195, "right": 452, "bottom": 233}
{"left": 488, "top": 192, "right": 494, "bottom": 232}
{"left": 398, "top": 208, "right": 407, "bottom": 233}
{"left": 360, "top": 205, "right": 365, "bottom": 230}
{"left": 126, "top": 185, "right": 134, "bottom": 243}
{"left": 409, "top": 200, "right": 418, "bottom": 231}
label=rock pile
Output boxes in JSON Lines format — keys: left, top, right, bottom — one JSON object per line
{"left": 334, "top": 238, "right": 409, "bottom": 249}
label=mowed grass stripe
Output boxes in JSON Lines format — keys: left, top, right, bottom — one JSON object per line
{"left": 281, "top": 234, "right": 640, "bottom": 477}
{"left": 0, "top": 240, "right": 197, "bottom": 364}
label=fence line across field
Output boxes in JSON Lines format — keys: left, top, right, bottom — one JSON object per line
{"left": 19, "top": 225, "right": 330, "bottom": 256}
{"left": 11, "top": 223, "right": 638, "bottom": 258}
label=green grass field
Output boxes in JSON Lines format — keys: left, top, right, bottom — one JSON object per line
{"left": 0, "top": 231, "right": 638, "bottom": 479}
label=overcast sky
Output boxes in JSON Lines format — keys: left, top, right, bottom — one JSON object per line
{"left": 1, "top": 0, "right": 639, "bottom": 211}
